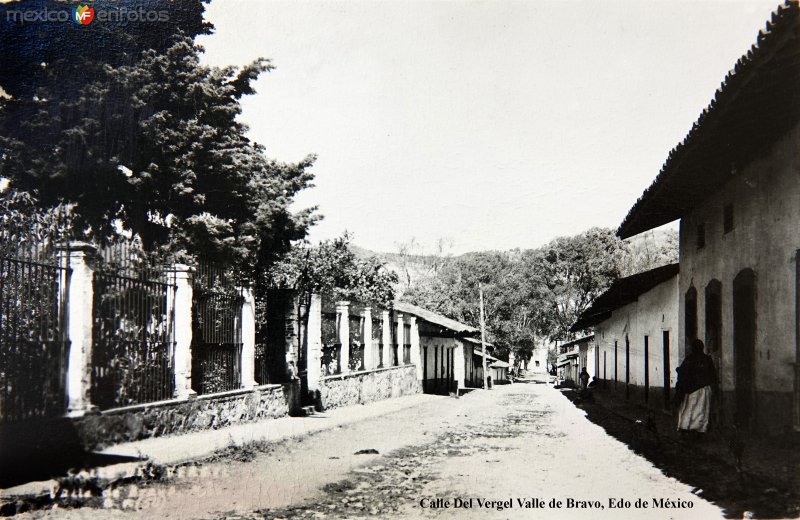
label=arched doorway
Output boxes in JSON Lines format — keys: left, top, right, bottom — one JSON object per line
{"left": 733, "top": 269, "right": 756, "bottom": 429}
{"left": 685, "top": 286, "right": 698, "bottom": 346}
{"left": 705, "top": 280, "right": 723, "bottom": 427}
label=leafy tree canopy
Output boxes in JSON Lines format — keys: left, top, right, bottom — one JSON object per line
{"left": 0, "top": 0, "right": 211, "bottom": 98}
{"left": 0, "top": 36, "right": 316, "bottom": 275}
{"left": 266, "top": 233, "right": 398, "bottom": 306}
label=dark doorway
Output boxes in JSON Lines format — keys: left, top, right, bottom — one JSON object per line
{"left": 422, "top": 345, "right": 428, "bottom": 393}
{"left": 625, "top": 335, "right": 630, "bottom": 399}
{"left": 705, "top": 280, "right": 723, "bottom": 425}
{"left": 733, "top": 269, "right": 756, "bottom": 429}
{"left": 614, "top": 340, "right": 618, "bottom": 387}
{"left": 644, "top": 335, "right": 649, "bottom": 404}
{"left": 685, "top": 286, "right": 698, "bottom": 346}
{"left": 663, "top": 330, "right": 671, "bottom": 409}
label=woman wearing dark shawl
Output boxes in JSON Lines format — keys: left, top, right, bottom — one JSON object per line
{"left": 675, "top": 339, "right": 717, "bottom": 433}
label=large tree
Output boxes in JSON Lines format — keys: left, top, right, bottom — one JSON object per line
{"left": 525, "top": 227, "right": 623, "bottom": 340}
{"left": 0, "top": 36, "right": 316, "bottom": 274}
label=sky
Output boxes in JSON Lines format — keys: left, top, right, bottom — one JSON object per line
{"left": 198, "top": 0, "right": 779, "bottom": 255}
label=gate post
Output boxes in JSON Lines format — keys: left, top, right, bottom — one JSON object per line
{"left": 336, "top": 301, "right": 350, "bottom": 373}
{"left": 362, "top": 306, "right": 374, "bottom": 370}
{"left": 306, "top": 294, "right": 322, "bottom": 392}
{"left": 395, "top": 313, "right": 405, "bottom": 366}
{"left": 240, "top": 287, "right": 257, "bottom": 389}
{"left": 169, "top": 264, "right": 195, "bottom": 400}
{"left": 409, "top": 316, "right": 422, "bottom": 379}
{"left": 58, "top": 242, "right": 97, "bottom": 417}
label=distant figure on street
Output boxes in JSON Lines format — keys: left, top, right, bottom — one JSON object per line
{"left": 579, "top": 367, "right": 590, "bottom": 390}
{"left": 675, "top": 339, "right": 717, "bottom": 434}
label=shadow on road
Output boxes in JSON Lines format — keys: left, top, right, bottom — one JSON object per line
{"left": 0, "top": 417, "right": 140, "bottom": 489}
{"left": 560, "top": 387, "right": 800, "bottom": 519}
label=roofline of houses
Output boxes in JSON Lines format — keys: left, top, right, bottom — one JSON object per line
{"left": 617, "top": 0, "right": 800, "bottom": 238}
{"left": 570, "top": 263, "right": 679, "bottom": 332}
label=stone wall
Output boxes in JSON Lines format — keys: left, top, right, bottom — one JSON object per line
{"left": 73, "top": 383, "right": 299, "bottom": 450}
{"left": 317, "top": 365, "right": 421, "bottom": 411}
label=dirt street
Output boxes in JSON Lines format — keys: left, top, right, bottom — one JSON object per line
{"left": 18, "top": 383, "right": 723, "bottom": 519}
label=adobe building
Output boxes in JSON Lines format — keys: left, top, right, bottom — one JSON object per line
{"left": 617, "top": 1, "right": 800, "bottom": 434}
{"left": 572, "top": 264, "right": 680, "bottom": 409}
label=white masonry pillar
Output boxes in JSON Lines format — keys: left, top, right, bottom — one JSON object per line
{"left": 306, "top": 294, "right": 323, "bottom": 392}
{"left": 59, "top": 242, "right": 97, "bottom": 416}
{"left": 336, "top": 301, "right": 350, "bottom": 373}
{"left": 409, "top": 316, "right": 422, "bottom": 379}
{"left": 240, "top": 287, "right": 257, "bottom": 389}
{"left": 395, "top": 313, "right": 404, "bottom": 366}
{"left": 454, "top": 339, "right": 466, "bottom": 389}
{"left": 382, "top": 310, "right": 392, "bottom": 368}
{"left": 169, "top": 264, "right": 195, "bottom": 400}
{"left": 362, "top": 306, "right": 374, "bottom": 370}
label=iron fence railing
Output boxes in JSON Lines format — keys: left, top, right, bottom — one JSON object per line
{"left": 349, "top": 314, "right": 364, "bottom": 371}
{"left": 191, "top": 262, "right": 244, "bottom": 395}
{"left": 321, "top": 344, "right": 341, "bottom": 376}
{"left": 91, "top": 241, "right": 176, "bottom": 409}
{"left": 191, "top": 342, "right": 242, "bottom": 395}
{"left": 0, "top": 244, "right": 69, "bottom": 423}
{"left": 372, "top": 317, "right": 383, "bottom": 368}
{"left": 321, "top": 310, "right": 340, "bottom": 375}
{"left": 254, "top": 342, "right": 271, "bottom": 386}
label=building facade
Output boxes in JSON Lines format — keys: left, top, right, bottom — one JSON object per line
{"left": 574, "top": 264, "right": 680, "bottom": 409}
{"left": 617, "top": 1, "right": 800, "bottom": 433}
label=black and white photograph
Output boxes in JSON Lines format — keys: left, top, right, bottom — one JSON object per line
{"left": 0, "top": 0, "right": 798, "bottom": 518}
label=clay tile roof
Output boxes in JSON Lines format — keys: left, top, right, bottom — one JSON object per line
{"left": 392, "top": 301, "right": 479, "bottom": 334}
{"left": 617, "top": 1, "right": 800, "bottom": 239}
{"left": 571, "top": 263, "right": 679, "bottom": 331}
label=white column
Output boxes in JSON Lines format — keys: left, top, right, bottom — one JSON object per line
{"left": 59, "top": 242, "right": 96, "bottom": 416}
{"left": 382, "top": 310, "right": 392, "bottom": 368}
{"left": 409, "top": 316, "right": 422, "bottom": 379}
{"left": 336, "top": 301, "right": 350, "bottom": 373}
{"left": 169, "top": 264, "right": 195, "bottom": 399}
{"left": 306, "top": 294, "right": 322, "bottom": 392}
{"left": 240, "top": 287, "right": 257, "bottom": 389}
{"left": 362, "top": 306, "right": 374, "bottom": 370}
{"left": 454, "top": 339, "right": 466, "bottom": 388}
{"left": 396, "top": 313, "right": 404, "bottom": 366}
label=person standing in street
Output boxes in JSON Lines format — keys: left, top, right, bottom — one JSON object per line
{"left": 579, "top": 367, "right": 590, "bottom": 390}
{"left": 675, "top": 339, "right": 717, "bottom": 435}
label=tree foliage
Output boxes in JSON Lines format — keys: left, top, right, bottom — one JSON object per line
{"left": 401, "top": 228, "right": 654, "bottom": 360}
{"left": 0, "top": 37, "right": 316, "bottom": 275}
{"left": 266, "top": 233, "right": 398, "bottom": 306}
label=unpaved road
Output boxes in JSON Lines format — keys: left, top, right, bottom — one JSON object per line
{"left": 18, "top": 384, "right": 723, "bottom": 519}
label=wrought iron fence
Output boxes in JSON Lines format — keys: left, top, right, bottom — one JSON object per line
{"left": 191, "top": 263, "right": 244, "bottom": 394}
{"left": 349, "top": 314, "right": 364, "bottom": 371}
{"left": 91, "top": 241, "right": 176, "bottom": 410}
{"left": 254, "top": 342, "right": 270, "bottom": 386}
{"left": 0, "top": 233, "right": 69, "bottom": 423}
{"left": 321, "top": 310, "right": 340, "bottom": 375}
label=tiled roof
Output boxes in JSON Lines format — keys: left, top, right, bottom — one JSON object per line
{"left": 462, "top": 336, "right": 495, "bottom": 348}
{"left": 392, "top": 301, "right": 479, "bottom": 334}
{"left": 618, "top": 1, "right": 800, "bottom": 238}
{"left": 559, "top": 334, "right": 595, "bottom": 349}
{"left": 571, "top": 263, "right": 679, "bottom": 331}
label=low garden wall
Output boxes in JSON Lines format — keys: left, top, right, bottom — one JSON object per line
{"left": 73, "top": 382, "right": 300, "bottom": 450}
{"left": 318, "top": 364, "right": 421, "bottom": 411}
